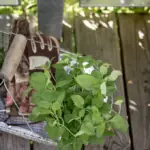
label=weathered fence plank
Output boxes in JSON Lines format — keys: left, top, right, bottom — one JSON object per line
{"left": 118, "top": 14, "right": 150, "bottom": 150}
{"left": 0, "top": 132, "right": 4, "bottom": 150}
{"left": 0, "top": 132, "right": 30, "bottom": 150}
{"left": 75, "top": 13, "right": 131, "bottom": 150}
{"left": 0, "top": 15, "right": 12, "bottom": 51}
{"left": 60, "top": 24, "right": 73, "bottom": 51}
{"left": 33, "top": 143, "right": 56, "bottom": 150}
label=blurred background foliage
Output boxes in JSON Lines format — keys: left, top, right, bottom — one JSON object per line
{"left": 0, "top": 0, "right": 150, "bottom": 23}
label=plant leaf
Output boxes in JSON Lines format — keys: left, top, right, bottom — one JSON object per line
{"left": 46, "top": 117, "right": 57, "bottom": 127}
{"left": 96, "top": 122, "right": 105, "bottom": 138}
{"left": 56, "top": 80, "right": 72, "bottom": 88}
{"left": 92, "top": 94, "right": 104, "bottom": 108}
{"left": 71, "top": 95, "right": 84, "bottom": 108}
{"left": 38, "top": 101, "right": 51, "bottom": 109}
{"left": 30, "top": 72, "right": 47, "bottom": 91}
{"left": 73, "top": 138, "right": 83, "bottom": 150}
{"left": 45, "top": 124, "right": 61, "bottom": 140}
{"left": 108, "top": 70, "right": 122, "bottom": 81}
{"left": 110, "top": 115, "right": 128, "bottom": 133}
{"left": 52, "top": 101, "right": 61, "bottom": 112}
{"left": 115, "top": 100, "right": 124, "bottom": 105}
{"left": 81, "top": 122, "right": 95, "bottom": 135}
{"left": 91, "top": 106, "right": 101, "bottom": 125}
{"left": 75, "top": 75, "right": 99, "bottom": 90}
{"left": 89, "top": 136, "right": 104, "bottom": 144}
{"left": 100, "top": 63, "right": 109, "bottom": 75}
{"left": 100, "top": 82, "right": 107, "bottom": 95}
{"left": 79, "top": 109, "right": 85, "bottom": 118}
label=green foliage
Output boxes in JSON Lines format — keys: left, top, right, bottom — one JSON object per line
{"left": 0, "top": 0, "right": 37, "bottom": 17}
{"left": 27, "top": 53, "right": 128, "bottom": 150}
{"left": 0, "top": 48, "right": 4, "bottom": 67}
{"left": 0, "top": 0, "right": 149, "bottom": 21}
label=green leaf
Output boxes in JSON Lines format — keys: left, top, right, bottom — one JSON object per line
{"left": 115, "top": 100, "right": 124, "bottom": 105}
{"left": 85, "top": 95, "right": 92, "bottom": 106}
{"left": 96, "top": 122, "right": 105, "bottom": 138}
{"left": 110, "top": 115, "right": 128, "bottom": 133}
{"left": 30, "top": 72, "right": 47, "bottom": 91}
{"left": 108, "top": 70, "right": 122, "bottom": 81}
{"left": 89, "top": 136, "right": 104, "bottom": 144}
{"left": 45, "top": 124, "right": 61, "bottom": 140}
{"left": 38, "top": 101, "right": 51, "bottom": 109}
{"left": 103, "top": 131, "right": 115, "bottom": 137}
{"left": 91, "top": 106, "right": 101, "bottom": 125}
{"left": 100, "top": 82, "right": 107, "bottom": 95}
{"left": 80, "top": 134, "right": 89, "bottom": 145}
{"left": 67, "top": 144, "right": 74, "bottom": 150}
{"left": 103, "top": 114, "right": 112, "bottom": 120}
{"left": 81, "top": 122, "right": 95, "bottom": 135}
{"left": 91, "top": 70, "right": 102, "bottom": 79}
{"left": 101, "top": 103, "right": 111, "bottom": 114}
{"left": 55, "top": 91, "right": 66, "bottom": 102}
{"left": 41, "top": 91, "right": 65, "bottom": 103}
{"left": 106, "top": 83, "right": 117, "bottom": 96}
{"left": 29, "top": 107, "right": 50, "bottom": 122}
{"left": 55, "top": 66, "right": 69, "bottom": 82}
{"left": 115, "top": 97, "right": 124, "bottom": 105}
{"left": 84, "top": 113, "right": 92, "bottom": 123}
{"left": 92, "top": 94, "right": 103, "bottom": 108}
{"left": 71, "top": 95, "right": 84, "bottom": 108}
{"left": 75, "top": 130, "right": 85, "bottom": 137}
{"left": 57, "top": 141, "right": 67, "bottom": 150}
{"left": 31, "top": 92, "right": 42, "bottom": 104}
{"left": 40, "top": 90, "right": 53, "bottom": 101}
{"left": 75, "top": 75, "right": 99, "bottom": 90}
{"left": 34, "top": 107, "right": 50, "bottom": 115}
{"left": 52, "top": 101, "right": 61, "bottom": 112}
{"left": 64, "top": 113, "right": 73, "bottom": 123}
{"left": 100, "top": 63, "right": 109, "bottom": 75}
{"left": 46, "top": 117, "right": 57, "bottom": 127}
{"left": 79, "top": 109, "right": 85, "bottom": 118}
{"left": 73, "top": 138, "right": 83, "bottom": 150}
{"left": 56, "top": 80, "right": 72, "bottom": 88}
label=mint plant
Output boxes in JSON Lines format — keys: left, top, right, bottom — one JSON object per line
{"left": 27, "top": 53, "right": 128, "bottom": 150}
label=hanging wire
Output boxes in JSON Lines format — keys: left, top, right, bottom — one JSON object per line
{"left": 0, "top": 30, "right": 77, "bottom": 56}
{"left": 0, "top": 30, "right": 58, "bottom": 48}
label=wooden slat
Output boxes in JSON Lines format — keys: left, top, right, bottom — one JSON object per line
{"left": 60, "top": 24, "right": 72, "bottom": 51}
{"left": 118, "top": 13, "right": 150, "bottom": 150}
{"left": 0, "top": 132, "right": 30, "bottom": 150}
{"left": 0, "top": 15, "right": 12, "bottom": 51}
{"left": 84, "top": 144, "right": 103, "bottom": 150}
{"left": 0, "top": 132, "right": 4, "bottom": 150}
{"left": 33, "top": 143, "right": 56, "bottom": 150}
{"left": 75, "top": 13, "right": 131, "bottom": 150}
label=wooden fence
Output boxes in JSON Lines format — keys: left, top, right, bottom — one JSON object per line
{"left": 0, "top": 13, "right": 150, "bottom": 150}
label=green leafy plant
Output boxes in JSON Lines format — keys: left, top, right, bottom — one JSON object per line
{"left": 27, "top": 53, "right": 128, "bottom": 150}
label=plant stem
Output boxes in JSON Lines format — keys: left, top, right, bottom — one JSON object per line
{"left": 57, "top": 122, "right": 76, "bottom": 137}
{"left": 50, "top": 71, "right": 56, "bottom": 82}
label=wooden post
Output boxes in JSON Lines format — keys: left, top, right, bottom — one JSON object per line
{"left": 0, "top": 34, "right": 27, "bottom": 81}
{"left": 37, "top": 0, "right": 64, "bottom": 40}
